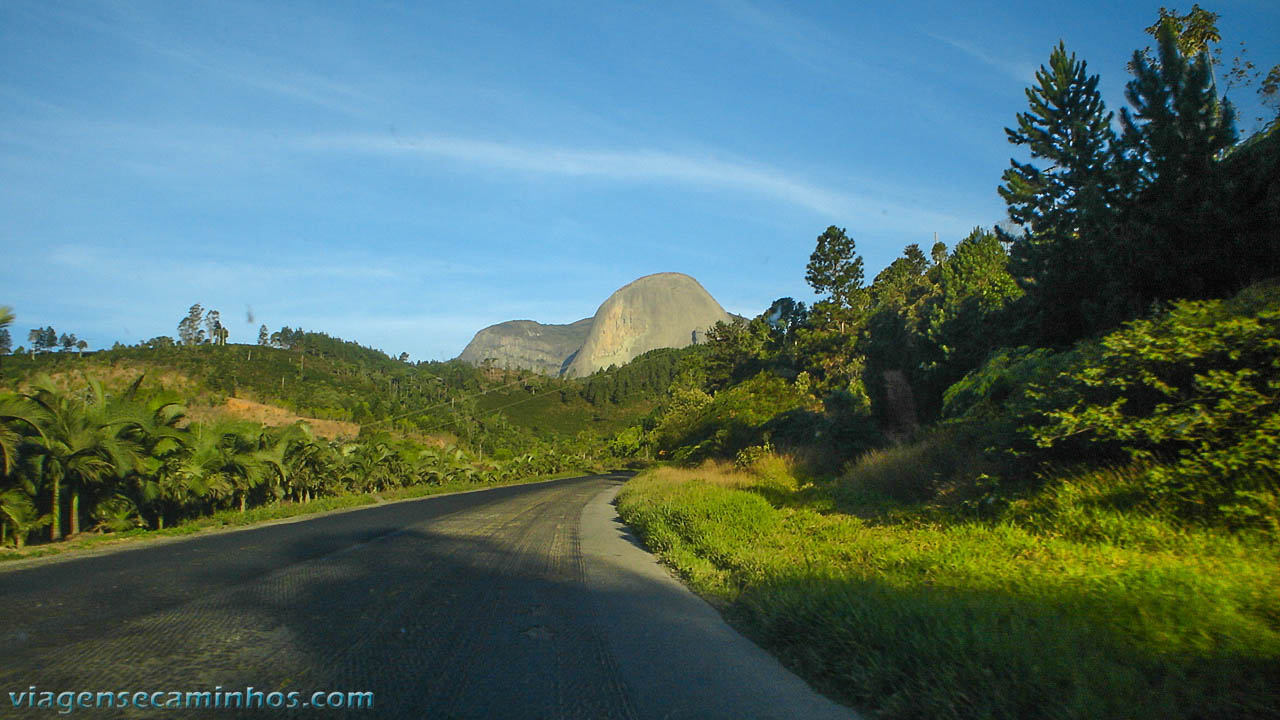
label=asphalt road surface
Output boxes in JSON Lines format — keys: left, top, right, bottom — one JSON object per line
{"left": 0, "top": 473, "right": 855, "bottom": 719}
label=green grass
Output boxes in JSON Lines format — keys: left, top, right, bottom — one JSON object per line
{"left": 617, "top": 458, "right": 1280, "bottom": 719}
{"left": 0, "top": 469, "right": 587, "bottom": 564}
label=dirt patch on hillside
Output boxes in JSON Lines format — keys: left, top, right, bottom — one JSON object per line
{"left": 187, "top": 397, "right": 361, "bottom": 440}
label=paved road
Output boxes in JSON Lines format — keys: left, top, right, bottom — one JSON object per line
{"left": 0, "top": 473, "right": 855, "bottom": 719}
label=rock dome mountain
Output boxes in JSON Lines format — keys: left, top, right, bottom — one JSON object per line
{"left": 457, "top": 318, "right": 593, "bottom": 376}
{"left": 562, "top": 272, "right": 732, "bottom": 377}
{"left": 456, "top": 272, "right": 733, "bottom": 378}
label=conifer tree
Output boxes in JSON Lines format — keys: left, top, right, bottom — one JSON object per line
{"left": 178, "top": 304, "right": 205, "bottom": 346}
{"left": 1119, "top": 19, "right": 1239, "bottom": 301}
{"left": 999, "top": 42, "right": 1120, "bottom": 345}
{"left": 805, "top": 226, "right": 866, "bottom": 334}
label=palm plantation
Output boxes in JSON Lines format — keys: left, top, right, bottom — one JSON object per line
{"left": 0, "top": 373, "right": 581, "bottom": 549}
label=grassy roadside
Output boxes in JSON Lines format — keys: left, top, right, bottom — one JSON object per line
{"left": 616, "top": 457, "right": 1280, "bottom": 719}
{"left": 0, "top": 469, "right": 592, "bottom": 566}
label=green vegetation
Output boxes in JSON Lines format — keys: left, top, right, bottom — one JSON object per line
{"left": 609, "top": 8, "right": 1279, "bottom": 718}
{"left": 0, "top": 295, "right": 691, "bottom": 551}
{"left": 0, "top": 371, "right": 616, "bottom": 552}
{"left": 619, "top": 457, "right": 1279, "bottom": 720}
{"left": 1, "top": 6, "right": 1275, "bottom": 717}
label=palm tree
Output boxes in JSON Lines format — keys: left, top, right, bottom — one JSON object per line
{"left": 24, "top": 377, "right": 138, "bottom": 539}
{"left": 253, "top": 426, "right": 292, "bottom": 506}
{"left": 414, "top": 447, "right": 447, "bottom": 486}
{"left": 0, "top": 392, "right": 45, "bottom": 477}
{"left": 339, "top": 440, "right": 394, "bottom": 493}
{"left": 0, "top": 475, "right": 47, "bottom": 548}
{"left": 112, "top": 378, "right": 190, "bottom": 529}
{"left": 281, "top": 425, "right": 334, "bottom": 503}
{"left": 1, "top": 392, "right": 49, "bottom": 548}
{"left": 182, "top": 422, "right": 271, "bottom": 513}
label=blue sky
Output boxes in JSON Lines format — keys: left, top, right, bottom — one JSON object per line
{"left": 3, "top": 1, "right": 1277, "bottom": 361}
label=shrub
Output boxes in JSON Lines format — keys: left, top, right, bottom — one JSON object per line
{"left": 832, "top": 429, "right": 987, "bottom": 506}
{"left": 652, "top": 372, "right": 817, "bottom": 462}
{"left": 734, "top": 441, "right": 774, "bottom": 470}
{"left": 1029, "top": 283, "right": 1280, "bottom": 531}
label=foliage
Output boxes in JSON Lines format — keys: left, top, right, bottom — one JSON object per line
{"left": 1028, "top": 284, "right": 1280, "bottom": 531}
{"left": 1000, "top": 41, "right": 1122, "bottom": 345}
{"left": 941, "top": 345, "right": 1074, "bottom": 439}
{"left": 618, "top": 459, "right": 1280, "bottom": 720}
{"left": 804, "top": 225, "right": 865, "bottom": 313}
{"left": 702, "top": 316, "right": 773, "bottom": 392}
{"left": 578, "top": 346, "right": 683, "bottom": 406}
{"left": 1145, "top": 5, "right": 1221, "bottom": 59}
{"left": 733, "top": 441, "right": 773, "bottom": 470}
{"left": 0, "top": 366, "right": 609, "bottom": 549}
{"left": 649, "top": 372, "right": 816, "bottom": 463}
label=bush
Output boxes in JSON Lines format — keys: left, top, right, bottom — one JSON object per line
{"left": 734, "top": 442, "right": 774, "bottom": 470}
{"left": 1029, "top": 282, "right": 1280, "bottom": 531}
{"left": 832, "top": 430, "right": 989, "bottom": 507}
{"left": 652, "top": 372, "right": 818, "bottom": 462}
{"left": 941, "top": 346, "right": 1067, "bottom": 422}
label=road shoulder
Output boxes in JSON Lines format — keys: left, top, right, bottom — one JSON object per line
{"left": 579, "top": 479, "right": 858, "bottom": 720}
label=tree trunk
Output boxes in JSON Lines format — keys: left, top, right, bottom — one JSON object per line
{"left": 70, "top": 488, "right": 80, "bottom": 536}
{"left": 158, "top": 514, "right": 165, "bottom": 531}
{"left": 50, "top": 478, "right": 61, "bottom": 541}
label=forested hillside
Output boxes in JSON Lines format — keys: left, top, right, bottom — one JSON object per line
{"left": 612, "top": 9, "right": 1280, "bottom": 531}
{"left": 614, "top": 9, "right": 1280, "bottom": 720}
{"left": 0, "top": 319, "right": 685, "bottom": 549}
{"left": 1, "top": 5, "right": 1276, "bottom": 716}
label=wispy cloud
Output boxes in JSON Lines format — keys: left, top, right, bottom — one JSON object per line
{"left": 926, "top": 32, "right": 1036, "bottom": 84}
{"left": 15, "top": 1, "right": 370, "bottom": 117}
{"left": 306, "top": 132, "right": 968, "bottom": 231}
{"left": 0, "top": 83, "right": 66, "bottom": 115}
{"left": 41, "top": 245, "right": 449, "bottom": 320}
{"left": 711, "top": 0, "right": 868, "bottom": 76}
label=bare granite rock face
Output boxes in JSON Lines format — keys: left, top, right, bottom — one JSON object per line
{"left": 562, "top": 272, "right": 732, "bottom": 378}
{"left": 457, "top": 318, "right": 592, "bottom": 375}
{"left": 457, "top": 273, "right": 732, "bottom": 377}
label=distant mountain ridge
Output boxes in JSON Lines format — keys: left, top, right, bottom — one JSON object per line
{"left": 457, "top": 318, "right": 593, "bottom": 376}
{"left": 457, "top": 272, "right": 732, "bottom": 377}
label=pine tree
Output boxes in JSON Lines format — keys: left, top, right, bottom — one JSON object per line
{"left": 1121, "top": 22, "right": 1236, "bottom": 191}
{"left": 805, "top": 226, "right": 864, "bottom": 310}
{"left": 999, "top": 42, "right": 1120, "bottom": 345}
{"left": 805, "top": 226, "right": 867, "bottom": 334}
{"left": 178, "top": 304, "right": 205, "bottom": 346}
{"left": 1118, "top": 19, "right": 1240, "bottom": 301}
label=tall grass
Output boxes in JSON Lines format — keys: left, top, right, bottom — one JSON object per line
{"left": 617, "top": 451, "right": 1280, "bottom": 719}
